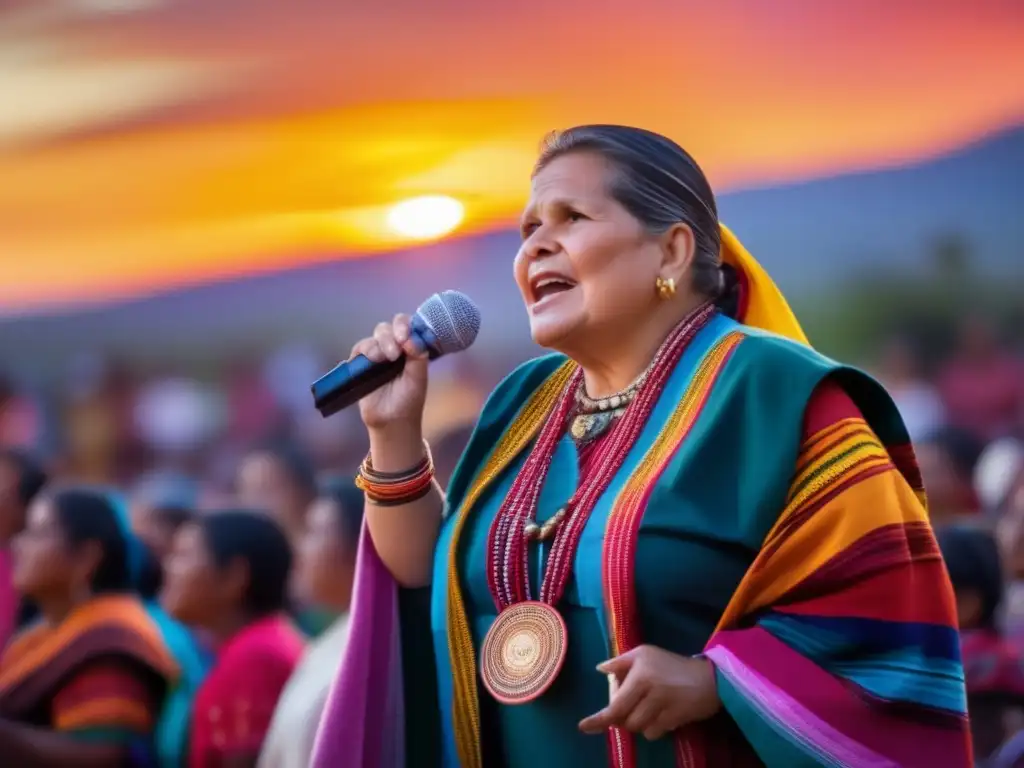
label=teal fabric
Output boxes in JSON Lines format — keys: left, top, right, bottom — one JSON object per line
{"left": 145, "top": 602, "right": 211, "bottom": 768}
{"left": 424, "top": 314, "right": 893, "bottom": 767}
{"left": 102, "top": 488, "right": 211, "bottom": 768}
{"left": 430, "top": 352, "right": 568, "bottom": 767}
{"left": 293, "top": 606, "right": 337, "bottom": 638}
{"left": 715, "top": 671, "right": 821, "bottom": 768}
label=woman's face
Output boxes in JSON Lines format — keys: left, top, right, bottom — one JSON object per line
{"left": 12, "top": 497, "right": 76, "bottom": 599}
{"left": 293, "top": 498, "right": 354, "bottom": 610}
{"left": 513, "top": 151, "right": 666, "bottom": 351}
{"left": 917, "top": 442, "right": 964, "bottom": 518}
{"left": 0, "top": 457, "right": 25, "bottom": 543}
{"left": 237, "top": 453, "right": 305, "bottom": 535}
{"left": 161, "top": 522, "right": 226, "bottom": 626}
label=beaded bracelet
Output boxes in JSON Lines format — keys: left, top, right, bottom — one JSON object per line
{"left": 356, "top": 441, "right": 435, "bottom": 506}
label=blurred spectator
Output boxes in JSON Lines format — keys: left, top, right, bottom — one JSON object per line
{"left": 938, "top": 317, "right": 1022, "bottom": 443}
{"left": 917, "top": 426, "right": 984, "bottom": 522}
{"left": 978, "top": 439, "right": 1024, "bottom": 516}
{"left": 0, "top": 448, "right": 47, "bottom": 648}
{"left": 260, "top": 477, "right": 363, "bottom": 768}
{"left": 938, "top": 525, "right": 1024, "bottom": 760}
{"left": 236, "top": 442, "right": 317, "bottom": 544}
{"left": 874, "top": 336, "right": 945, "bottom": 441}
{"left": 997, "top": 466, "right": 1024, "bottom": 646}
{"left": 61, "top": 358, "right": 138, "bottom": 484}
{"left": 129, "top": 470, "right": 199, "bottom": 561}
{"left": 2, "top": 487, "right": 178, "bottom": 765}
{"left": 162, "top": 510, "right": 304, "bottom": 767}
{"left": 263, "top": 343, "right": 323, "bottom": 423}
{"left": 0, "top": 375, "right": 43, "bottom": 452}
{"left": 225, "top": 359, "right": 285, "bottom": 447}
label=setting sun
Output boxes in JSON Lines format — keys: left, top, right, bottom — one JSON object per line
{"left": 386, "top": 195, "right": 465, "bottom": 241}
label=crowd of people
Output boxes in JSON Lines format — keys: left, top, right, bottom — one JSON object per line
{"left": 869, "top": 318, "right": 1024, "bottom": 763}
{"left": 0, "top": 440, "right": 369, "bottom": 767}
{"left": 0, "top": 307, "right": 1020, "bottom": 765}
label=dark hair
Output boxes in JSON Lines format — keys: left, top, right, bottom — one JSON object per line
{"left": 317, "top": 476, "right": 364, "bottom": 550}
{"left": 50, "top": 488, "right": 131, "bottom": 594}
{"left": 136, "top": 540, "right": 163, "bottom": 600}
{"left": 200, "top": 510, "right": 292, "bottom": 617}
{"left": 937, "top": 525, "right": 1003, "bottom": 629}
{"left": 1, "top": 448, "right": 48, "bottom": 508}
{"left": 534, "top": 125, "right": 739, "bottom": 314}
{"left": 249, "top": 441, "right": 317, "bottom": 499}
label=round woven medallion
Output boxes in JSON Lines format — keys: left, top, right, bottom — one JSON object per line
{"left": 480, "top": 601, "right": 567, "bottom": 704}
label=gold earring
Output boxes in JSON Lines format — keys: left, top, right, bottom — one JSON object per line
{"left": 655, "top": 276, "right": 676, "bottom": 300}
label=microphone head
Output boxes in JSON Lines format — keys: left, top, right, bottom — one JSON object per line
{"left": 415, "top": 290, "right": 481, "bottom": 355}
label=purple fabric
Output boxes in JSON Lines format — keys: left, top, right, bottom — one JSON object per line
{"left": 312, "top": 521, "right": 406, "bottom": 768}
{"left": 708, "top": 626, "right": 962, "bottom": 766}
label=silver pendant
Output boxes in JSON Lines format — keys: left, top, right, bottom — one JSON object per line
{"left": 570, "top": 411, "right": 616, "bottom": 444}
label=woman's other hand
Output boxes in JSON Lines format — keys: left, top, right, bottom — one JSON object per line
{"left": 578, "top": 645, "right": 720, "bottom": 740}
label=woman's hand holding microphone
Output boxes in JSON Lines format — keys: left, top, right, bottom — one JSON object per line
{"left": 349, "top": 313, "right": 442, "bottom": 587}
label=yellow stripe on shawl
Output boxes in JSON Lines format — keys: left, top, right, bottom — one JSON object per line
{"left": 446, "top": 360, "right": 576, "bottom": 768}
{"left": 714, "top": 419, "right": 927, "bottom": 630}
{"left": 720, "top": 223, "right": 809, "bottom": 346}
{"left": 785, "top": 418, "right": 893, "bottom": 513}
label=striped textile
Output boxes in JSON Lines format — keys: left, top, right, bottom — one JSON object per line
{"left": 703, "top": 400, "right": 972, "bottom": 767}
{"left": 52, "top": 658, "right": 158, "bottom": 737}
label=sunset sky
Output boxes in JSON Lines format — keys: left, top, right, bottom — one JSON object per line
{"left": 0, "top": 0, "right": 1021, "bottom": 311}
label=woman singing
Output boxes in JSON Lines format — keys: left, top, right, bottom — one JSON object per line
{"left": 315, "top": 125, "right": 972, "bottom": 767}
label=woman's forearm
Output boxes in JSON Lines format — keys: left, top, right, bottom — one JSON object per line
{"left": 364, "top": 426, "right": 445, "bottom": 588}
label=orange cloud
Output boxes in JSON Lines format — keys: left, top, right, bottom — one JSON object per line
{"left": 0, "top": 0, "right": 1020, "bottom": 310}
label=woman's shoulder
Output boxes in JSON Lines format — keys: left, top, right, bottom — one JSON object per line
{"left": 727, "top": 323, "right": 842, "bottom": 377}
{"left": 0, "top": 594, "right": 178, "bottom": 704}
{"left": 728, "top": 322, "right": 891, "bottom": 405}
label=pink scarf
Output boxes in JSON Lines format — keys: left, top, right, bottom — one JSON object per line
{"left": 312, "top": 522, "right": 406, "bottom": 767}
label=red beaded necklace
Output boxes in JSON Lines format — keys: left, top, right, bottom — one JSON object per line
{"left": 479, "top": 302, "right": 714, "bottom": 704}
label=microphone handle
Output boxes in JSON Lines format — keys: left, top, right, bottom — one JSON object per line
{"left": 312, "top": 319, "right": 439, "bottom": 418}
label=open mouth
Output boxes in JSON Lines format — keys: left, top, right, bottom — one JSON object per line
{"left": 530, "top": 274, "right": 577, "bottom": 304}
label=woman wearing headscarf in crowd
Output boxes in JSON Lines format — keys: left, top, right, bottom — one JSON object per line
{"left": 938, "top": 525, "right": 1024, "bottom": 761}
{"left": 0, "top": 486, "right": 178, "bottom": 766}
{"left": 314, "top": 126, "right": 970, "bottom": 767}
{"left": 0, "top": 447, "right": 47, "bottom": 648}
{"left": 259, "top": 477, "right": 363, "bottom": 768}
{"left": 162, "top": 509, "right": 303, "bottom": 767}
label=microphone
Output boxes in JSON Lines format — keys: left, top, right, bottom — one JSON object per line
{"left": 311, "top": 290, "right": 481, "bottom": 418}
